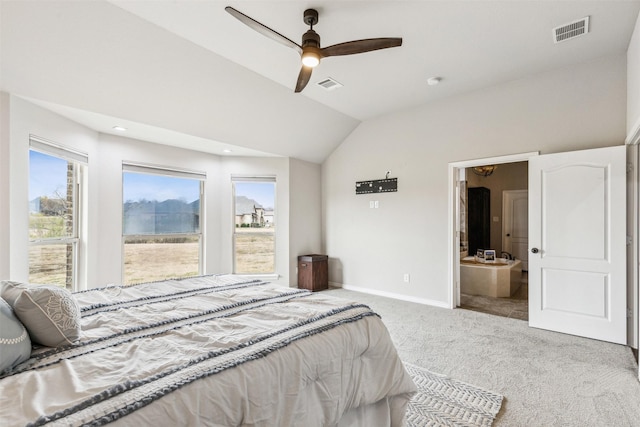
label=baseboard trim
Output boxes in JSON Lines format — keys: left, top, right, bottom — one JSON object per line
{"left": 330, "top": 281, "right": 450, "bottom": 309}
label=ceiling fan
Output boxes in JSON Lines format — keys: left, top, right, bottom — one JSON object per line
{"left": 225, "top": 6, "right": 402, "bottom": 93}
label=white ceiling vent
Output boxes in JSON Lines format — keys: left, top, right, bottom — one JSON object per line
{"left": 317, "top": 77, "right": 343, "bottom": 91}
{"left": 553, "top": 16, "right": 590, "bottom": 44}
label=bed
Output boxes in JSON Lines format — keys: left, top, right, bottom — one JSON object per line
{"left": 0, "top": 275, "right": 416, "bottom": 426}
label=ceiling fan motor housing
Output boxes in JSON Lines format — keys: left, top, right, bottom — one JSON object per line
{"left": 302, "top": 29, "right": 320, "bottom": 48}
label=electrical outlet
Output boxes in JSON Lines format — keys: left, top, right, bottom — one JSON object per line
{"left": 403, "top": 273, "right": 410, "bottom": 283}
{"left": 369, "top": 201, "right": 375, "bottom": 209}
{"left": 374, "top": 200, "right": 379, "bottom": 209}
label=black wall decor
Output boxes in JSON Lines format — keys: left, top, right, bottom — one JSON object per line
{"left": 355, "top": 178, "right": 398, "bottom": 194}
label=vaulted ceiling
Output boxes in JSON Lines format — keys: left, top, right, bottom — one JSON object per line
{"left": 2, "top": 1, "right": 639, "bottom": 163}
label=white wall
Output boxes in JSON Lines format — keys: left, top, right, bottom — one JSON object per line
{"left": 322, "top": 54, "right": 627, "bottom": 304}
{"left": 289, "top": 158, "right": 323, "bottom": 286}
{"left": 217, "top": 156, "right": 292, "bottom": 286}
{"left": 94, "top": 133, "right": 224, "bottom": 286}
{"left": 6, "top": 95, "right": 100, "bottom": 288}
{"left": 629, "top": 11, "right": 640, "bottom": 355}
{"left": 2, "top": 96, "right": 299, "bottom": 288}
{"left": 627, "top": 11, "right": 640, "bottom": 145}
{"left": 0, "top": 92, "right": 11, "bottom": 279}
{"left": 0, "top": 1, "right": 358, "bottom": 164}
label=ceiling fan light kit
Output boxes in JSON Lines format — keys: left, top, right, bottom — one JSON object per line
{"left": 225, "top": 6, "right": 402, "bottom": 93}
{"left": 301, "top": 50, "right": 321, "bottom": 67}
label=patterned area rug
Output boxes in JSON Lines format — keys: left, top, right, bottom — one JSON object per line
{"left": 404, "top": 363, "right": 503, "bottom": 427}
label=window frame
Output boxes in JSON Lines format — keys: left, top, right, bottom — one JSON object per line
{"left": 232, "top": 176, "right": 277, "bottom": 275}
{"left": 121, "top": 162, "right": 206, "bottom": 285}
{"left": 28, "top": 136, "right": 87, "bottom": 291}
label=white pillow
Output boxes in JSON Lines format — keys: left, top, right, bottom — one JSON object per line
{"left": 0, "top": 281, "right": 81, "bottom": 347}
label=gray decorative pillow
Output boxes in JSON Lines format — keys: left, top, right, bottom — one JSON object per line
{"left": 0, "top": 281, "right": 81, "bottom": 347}
{"left": 0, "top": 296, "right": 31, "bottom": 372}
{"left": 0, "top": 280, "right": 26, "bottom": 306}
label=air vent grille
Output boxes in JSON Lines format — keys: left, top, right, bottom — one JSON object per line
{"left": 317, "top": 77, "right": 343, "bottom": 91}
{"left": 553, "top": 17, "right": 590, "bottom": 43}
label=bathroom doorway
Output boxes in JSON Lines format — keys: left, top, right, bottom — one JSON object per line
{"left": 448, "top": 152, "right": 538, "bottom": 320}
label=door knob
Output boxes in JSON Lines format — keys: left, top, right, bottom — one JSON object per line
{"left": 506, "top": 233, "right": 511, "bottom": 237}
{"left": 531, "top": 248, "right": 539, "bottom": 254}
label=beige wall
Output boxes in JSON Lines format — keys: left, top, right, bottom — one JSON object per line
{"left": 627, "top": 11, "right": 640, "bottom": 144}
{"left": 322, "top": 54, "right": 627, "bottom": 305}
{"left": 466, "top": 162, "right": 528, "bottom": 254}
{"left": 289, "top": 158, "right": 323, "bottom": 287}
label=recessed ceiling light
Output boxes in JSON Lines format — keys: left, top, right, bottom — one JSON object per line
{"left": 112, "top": 125, "right": 127, "bottom": 132}
{"left": 222, "top": 149, "right": 233, "bottom": 153}
{"left": 427, "top": 77, "right": 442, "bottom": 86}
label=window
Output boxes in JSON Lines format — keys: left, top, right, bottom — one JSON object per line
{"left": 29, "top": 137, "right": 86, "bottom": 290}
{"left": 122, "top": 163, "right": 204, "bottom": 285}
{"left": 233, "top": 177, "right": 276, "bottom": 274}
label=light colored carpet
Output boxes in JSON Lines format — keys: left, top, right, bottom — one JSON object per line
{"left": 324, "top": 288, "right": 640, "bottom": 427}
{"left": 404, "top": 362, "right": 503, "bottom": 426}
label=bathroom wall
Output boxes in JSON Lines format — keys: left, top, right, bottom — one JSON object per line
{"left": 466, "top": 162, "right": 528, "bottom": 255}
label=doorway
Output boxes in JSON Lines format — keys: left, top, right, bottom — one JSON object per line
{"left": 458, "top": 161, "right": 530, "bottom": 320}
{"left": 449, "top": 146, "right": 630, "bottom": 346}
{"left": 449, "top": 153, "right": 538, "bottom": 320}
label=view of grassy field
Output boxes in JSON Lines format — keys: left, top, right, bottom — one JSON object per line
{"left": 124, "top": 241, "right": 200, "bottom": 285}
{"left": 123, "top": 230, "right": 275, "bottom": 284}
{"left": 234, "top": 230, "right": 275, "bottom": 274}
{"left": 28, "top": 245, "right": 69, "bottom": 288}
{"left": 29, "top": 217, "right": 276, "bottom": 287}
{"left": 29, "top": 214, "right": 72, "bottom": 288}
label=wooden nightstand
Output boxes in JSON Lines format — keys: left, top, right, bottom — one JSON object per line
{"left": 297, "top": 254, "right": 328, "bottom": 291}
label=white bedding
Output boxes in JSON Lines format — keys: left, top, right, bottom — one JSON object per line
{"left": 0, "top": 275, "right": 416, "bottom": 426}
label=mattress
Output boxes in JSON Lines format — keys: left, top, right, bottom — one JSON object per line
{"left": 0, "top": 275, "right": 416, "bottom": 426}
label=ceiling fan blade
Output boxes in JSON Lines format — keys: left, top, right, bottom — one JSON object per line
{"left": 225, "top": 6, "right": 302, "bottom": 54}
{"left": 321, "top": 38, "right": 402, "bottom": 58}
{"left": 295, "top": 66, "right": 313, "bottom": 93}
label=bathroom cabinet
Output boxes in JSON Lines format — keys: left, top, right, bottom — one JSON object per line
{"left": 468, "top": 187, "right": 490, "bottom": 256}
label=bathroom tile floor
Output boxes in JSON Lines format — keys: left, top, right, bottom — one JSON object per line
{"left": 460, "top": 273, "right": 529, "bottom": 321}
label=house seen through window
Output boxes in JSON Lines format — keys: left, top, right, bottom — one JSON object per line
{"left": 233, "top": 178, "right": 275, "bottom": 274}
{"left": 122, "top": 164, "right": 204, "bottom": 285}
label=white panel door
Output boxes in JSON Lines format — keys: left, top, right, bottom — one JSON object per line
{"left": 502, "top": 190, "right": 528, "bottom": 270}
{"left": 529, "top": 146, "right": 626, "bottom": 344}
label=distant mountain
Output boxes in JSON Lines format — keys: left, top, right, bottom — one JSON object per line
{"left": 123, "top": 199, "right": 199, "bottom": 235}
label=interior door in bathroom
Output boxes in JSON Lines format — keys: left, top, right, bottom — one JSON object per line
{"left": 502, "top": 190, "right": 528, "bottom": 270}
